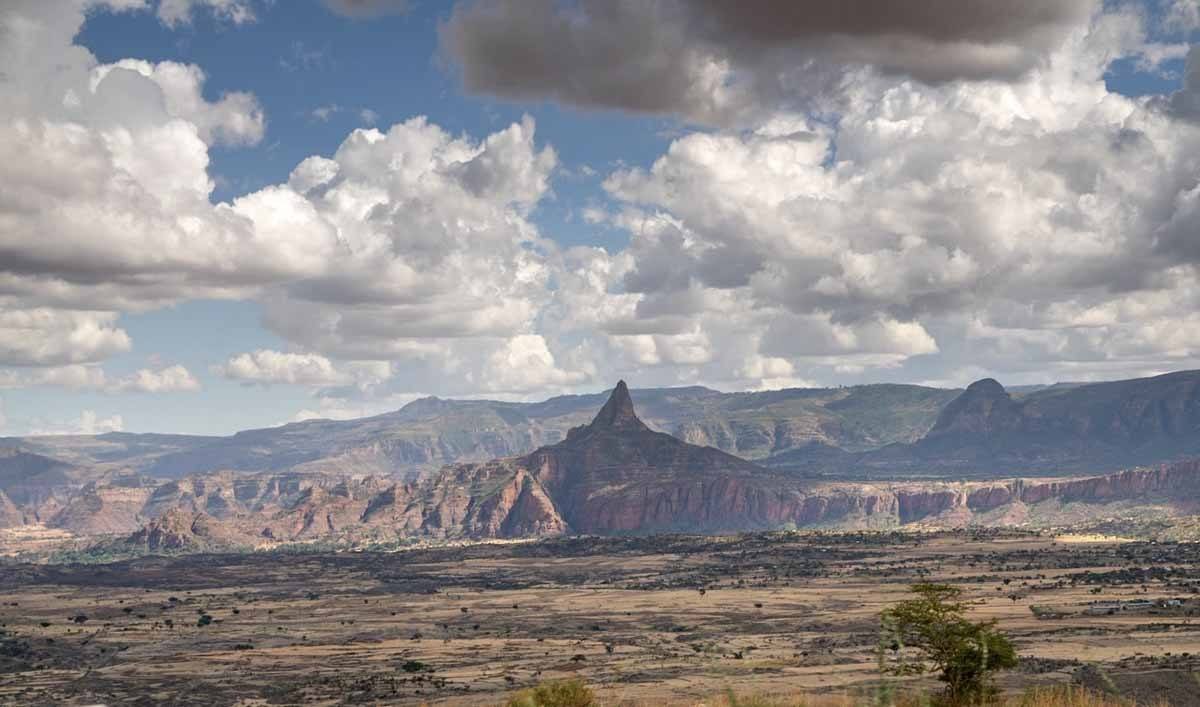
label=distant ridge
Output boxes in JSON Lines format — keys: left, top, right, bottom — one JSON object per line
{"left": 88, "top": 383, "right": 1200, "bottom": 548}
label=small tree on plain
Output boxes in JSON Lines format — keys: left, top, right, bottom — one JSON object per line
{"left": 879, "top": 583, "right": 1017, "bottom": 705}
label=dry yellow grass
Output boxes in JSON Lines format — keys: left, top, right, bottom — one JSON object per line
{"left": 496, "top": 684, "right": 1170, "bottom": 707}
{"left": 1009, "top": 686, "right": 1169, "bottom": 707}
{"left": 4, "top": 532, "right": 1197, "bottom": 704}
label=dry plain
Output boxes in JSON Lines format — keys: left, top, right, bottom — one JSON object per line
{"left": 1, "top": 530, "right": 1199, "bottom": 706}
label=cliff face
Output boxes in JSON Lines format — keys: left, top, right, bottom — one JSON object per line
{"left": 16, "top": 381, "right": 1200, "bottom": 550}
{"left": 124, "top": 508, "right": 260, "bottom": 552}
{"left": 375, "top": 383, "right": 1200, "bottom": 537}
{"left": 0, "top": 489, "right": 24, "bottom": 529}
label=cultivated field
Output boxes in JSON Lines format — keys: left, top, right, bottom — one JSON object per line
{"left": 1, "top": 531, "right": 1198, "bottom": 705}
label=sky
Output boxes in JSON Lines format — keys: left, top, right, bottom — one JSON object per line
{"left": 0, "top": 0, "right": 1199, "bottom": 436}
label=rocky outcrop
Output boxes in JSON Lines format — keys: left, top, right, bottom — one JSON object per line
{"left": 0, "top": 489, "right": 24, "bottom": 528}
{"left": 923, "top": 378, "right": 1024, "bottom": 447}
{"left": 386, "top": 384, "right": 1200, "bottom": 537}
{"left": 913, "top": 371, "right": 1200, "bottom": 472}
{"left": 764, "top": 371, "right": 1200, "bottom": 476}
{"left": 35, "top": 382, "right": 1200, "bottom": 551}
{"left": 47, "top": 482, "right": 155, "bottom": 535}
{"left": 123, "top": 508, "right": 259, "bottom": 552}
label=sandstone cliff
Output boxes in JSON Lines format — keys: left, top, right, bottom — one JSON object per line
{"left": 22, "top": 382, "right": 1200, "bottom": 550}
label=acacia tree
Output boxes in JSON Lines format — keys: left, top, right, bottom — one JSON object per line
{"left": 879, "top": 583, "right": 1017, "bottom": 705}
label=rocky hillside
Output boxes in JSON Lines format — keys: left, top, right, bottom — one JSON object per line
{"left": 2, "top": 383, "right": 958, "bottom": 483}
{"left": 50, "top": 384, "right": 1194, "bottom": 551}
{"left": 10, "top": 371, "right": 1196, "bottom": 486}
{"left": 4, "top": 372, "right": 1200, "bottom": 552}
{"left": 121, "top": 508, "right": 261, "bottom": 552}
{"left": 833, "top": 371, "right": 1200, "bottom": 477}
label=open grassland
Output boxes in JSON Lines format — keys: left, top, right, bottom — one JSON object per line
{"left": 1, "top": 530, "right": 1198, "bottom": 705}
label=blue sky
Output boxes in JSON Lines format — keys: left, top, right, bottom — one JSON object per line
{"left": 1, "top": 0, "right": 1198, "bottom": 436}
{"left": 11, "top": 0, "right": 669, "bottom": 435}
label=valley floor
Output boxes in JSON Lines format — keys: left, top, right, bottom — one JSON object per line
{"left": 1, "top": 530, "right": 1199, "bottom": 705}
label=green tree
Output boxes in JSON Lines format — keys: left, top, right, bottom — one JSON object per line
{"left": 880, "top": 583, "right": 1017, "bottom": 705}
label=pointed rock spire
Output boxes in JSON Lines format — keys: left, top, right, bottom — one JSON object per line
{"left": 590, "top": 380, "right": 647, "bottom": 431}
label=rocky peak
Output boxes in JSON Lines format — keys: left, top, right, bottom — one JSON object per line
{"left": 588, "top": 380, "right": 648, "bottom": 432}
{"left": 963, "top": 378, "right": 1008, "bottom": 398}
{"left": 924, "top": 377, "right": 1021, "bottom": 441}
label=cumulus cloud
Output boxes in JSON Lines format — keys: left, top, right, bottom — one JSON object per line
{"left": 219, "top": 350, "right": 348, "bottom": 386}
{"left": 0, "top": 2, "right": 581, "bottom": 399}
{"left": 0, "top": 310, "right": 131, "bottom": 367}
{"left": 108, "top": 365, "right": 202, "bottom": 393}
{"left": 0, "top": 364, "right": 201, "bottom": 393}
{"left": 8, "top": 0, "right": 1200, "bottom": 413}
{"left": 557, "top": 8, "right": 1200, "bottom": 387}
{"left": 1164, "top": 0, "right": 1200, "bottom": 34}
{"left": 480, "top": 335, "right": 591, "bottom": 393}
{"left": 441, "top": 0, "right": 1097, "bottom": 123}
{"left": 218, "top": 350, "right": 394, "bottom": 393}
{"left": 90, "top": 59, "right": 265, "bottom": 145}
{"left": 1165, "top": 45, "right": 1200, "bottom": 120}
{"left": 0, "top": 0, "right": 317, "bottom": 326}
{"left": 259, "top": 115, "right": 557, "bottom": 358}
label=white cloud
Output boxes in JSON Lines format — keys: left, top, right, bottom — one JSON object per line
{"left": 26, "top": 410, "right": 125, "bottom": 436}
{"left": 0, "top": 364, "right": 200, "bottom": 393}
{"left": 480, "top": 335, "right": 591, "bottom": 393}
{"left": 108, "top": 364, "right": 202, "bottom": 393}
{"left": 0, "top": 310, "right": 131, "bottom": 367}
{"left": 1164, "top": 0, "right": 1200, "bottom": 34}
{"left": 534, "top": 9, "right": 1200, "bottom": 388}
{"left": 219, "top": 350, "right": 347, "bottom": 386}
{"left": 5, "top": 0, "right": 1200, "bottom": 413}
{"left": 90, "top": 59, "right": 265, "bottom": 146}
{"left": 156, "top": 0, "right": 256, "bottom": 27}
{"left": 0, "top": 1, "right": 317, "bottom": 333}
{"left": 257, "top": 115, "right": 558, "bottom": 358}
{"left": 311, "top": 104, "right": 341, "bottom": 122}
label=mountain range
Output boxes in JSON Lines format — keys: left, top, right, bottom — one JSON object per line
{"left": 6, "top": 370, "right": 1200, "bottom": 486}
{"left": 1, "top": 371, "right": 1199, "bottom": 551}
{"left": 4, "top": 381, "right": 962, "bottom": 482}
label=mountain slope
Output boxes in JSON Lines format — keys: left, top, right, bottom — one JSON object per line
{"left": 7, "top": 381, "right": 1193, "bottom": 551}
{"left": 4, "top": 383, "right": 958, "bottom": 482}
{"left": 897, "top": 371, "right": 1200, "bottom": 475}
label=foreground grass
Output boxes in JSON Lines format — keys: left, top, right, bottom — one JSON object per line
{"left": 501, "top": 681, "right": 1170, "bottom": 707}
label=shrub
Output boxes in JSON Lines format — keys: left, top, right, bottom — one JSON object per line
{"left": 880, "top": 583, "right": 1017, "bottom": 705}
{"left": 504, "top": 678, "right": 595, "bottom": 707}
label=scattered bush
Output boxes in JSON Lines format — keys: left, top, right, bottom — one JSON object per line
{"left": 504, "top": 678, "right": 594, "bottom": 707}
